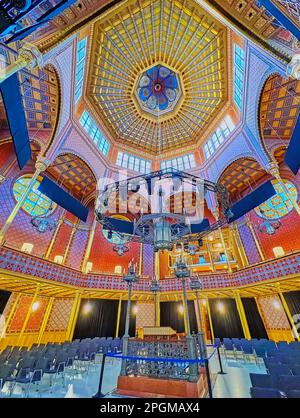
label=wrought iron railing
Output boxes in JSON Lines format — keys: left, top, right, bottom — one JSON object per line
{"left": 125, "top": 339, "right": 195, "bottom": 380}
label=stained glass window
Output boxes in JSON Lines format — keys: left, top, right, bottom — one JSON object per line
{"left": 80, "top": 110, "right": 110, "bottom": 156}
{"left": 254, "top": 180, "right": 298, "bottom": 220}
{"left": 74, "top": 37, "right": 88, "bottom": 103}
{"left": 233, "top": 45, "right": 245, "bottom": 111}
{"left": 13, "top": 176, "right": 56, "bottom": 217}
{"left": 203, "top": 115, "right": 236, "bottom": 159}
{"left": 116, "top": 151, "right": 151, "bottom": 174}
{"left": 102, "top": 215, "right": 130, "bottom": 244}
{"left": 161, "top": 154, "right": 196, "bottom": 171}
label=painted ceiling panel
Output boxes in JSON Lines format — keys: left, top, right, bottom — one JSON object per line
{"left": 87, "top": 0, "right": 228, "bottom": 154}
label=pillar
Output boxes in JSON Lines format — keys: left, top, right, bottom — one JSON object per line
{"left": 82, "top": 216, "right": 97, "bottom": 273}
{"left": 277, "top": 285, "right": 300, "bottom": 341}
{"left": 155, "top": 250, "right": 160, "bottom": 279}
{"left": 45, "top": 213, "right": 64, "bottom": 259}
{"left": 66, "top": 291, "right": 82, "bottom": 341}
{"left": 62, "top": 222, "right": 77, "bottom": 264}
{"left": 267, "top": 162, "right": 300, "bottom": 216}
{"left": 213, "top": 211, "right": 232, "bottom": 272}
{"left": 0, "top": 157, "right": 50, "bottom": 246}
{"left": 246, "top": 217, "right": 265, "bottom": 261}
{"left": 206, "top": 241, "right": 216, "bottom": 272}
{"left": 233, "top": 223, "right": 249, "bottom": 266}
{"left": 0, "top": 43, "right": 43, "bottom": 84}
{"left": 0, "top": 293, "right": 22, "bottom": 347}
{"left": 37, "top": 297, "right": 54, "bottom": 344}
{"left": 206, "top": 299, "right": 215, "bottom": 343}
{"left": 115, "top": 295, "right": 122, "bottom": 338}
{"left": 17, "top": 285, "right": 40, "bottom": 347}
{"left": 218, "top": 227, "right": 232, "bottom": 272}
{"left": 234, "top": 291, "right": 251, "bottom": 340}
{"left": 155, "top": 293, "right": 160, "bottom": 326}
{"left": 138, "top": 243, "right": 143, "bottom": 275}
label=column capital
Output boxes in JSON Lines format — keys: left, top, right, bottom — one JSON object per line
{"left": 19, "top": 43, "right": 43, "bottom": 70}
{"left": 287, "top": 53, "right": 300, "bottom": 80}
{"left": 212, "top": 210, "right": 219, "bottom": 222}
{"left": 35, "top": 156, "right": 51, "bottom": 172}
{"left": 264, "top": 161, "right": 280, "bottom": 178}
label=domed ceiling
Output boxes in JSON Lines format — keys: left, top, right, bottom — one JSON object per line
{"left": 87, "top": 0, "right": 228, "bottom": 154}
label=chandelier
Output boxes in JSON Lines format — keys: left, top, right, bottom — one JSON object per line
{"left": 256, "top": 208, "right": 281, "bottom": 235}
{"left": 30, "top": 204, "right": 57, "bottom": 233}
{"left": 96, "top": 168, "right": 233, "bottom": 253}
{"left": 174, "top": 257, "right": 190, "bottom": 279}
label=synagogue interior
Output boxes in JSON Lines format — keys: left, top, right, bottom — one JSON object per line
{"left": 0, "top": 0, "right": 300, "bottom": 400}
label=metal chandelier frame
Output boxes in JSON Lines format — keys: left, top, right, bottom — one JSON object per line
{"left": 95, "top": 168, "right": 232, "bottom": 252}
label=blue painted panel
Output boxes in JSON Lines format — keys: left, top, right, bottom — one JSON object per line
{"left": 0, "top": 73, "right": 31, "bottom": 169}
{"left": 229, "top": 180, "right": 276, "bottom": 223}
{"left": 38, "top": 176, "right": 88, "bottom": 222}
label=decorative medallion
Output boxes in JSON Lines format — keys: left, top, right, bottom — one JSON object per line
{"left": 135, "top": 64, "right": 182, "bottom": 117}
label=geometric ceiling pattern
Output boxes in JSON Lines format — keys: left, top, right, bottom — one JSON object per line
{"left": 87, "top": 0, "right": 228, "bottom": 154}
{"left": 212, "top": 0, "right": 296, "bottom": 53}
{"left": 0, "top": 44, "right": 59, "bottom": 146}
{"left": 218, "top": 158, "right": 268, "bottom": 203}
{"left": 260, "top": 74, "right": 300, "bottom": 145}
{"left": 46, "top": 154, "right": 96, "bottom": 202}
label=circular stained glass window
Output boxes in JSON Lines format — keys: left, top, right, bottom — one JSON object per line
{"left": 13, "top": 176, "right": 57, "bottom": 217}
{"left": 254, "top": 180, "right": 298, "bottom": 220}
{"left": 102, "top": 215, "right": 130, "bottom": 244}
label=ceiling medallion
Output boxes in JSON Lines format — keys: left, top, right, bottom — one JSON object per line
{"left": 134, "top": 64, "right": 182, "bottom": 118}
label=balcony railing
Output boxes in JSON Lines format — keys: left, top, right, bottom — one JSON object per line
{"left": 0, "top": 246, "right": 299, "bottom": 292}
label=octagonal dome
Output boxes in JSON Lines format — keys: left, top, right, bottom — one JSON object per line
{"left": 87, "top": 0, "right": 228, "bottom": 154}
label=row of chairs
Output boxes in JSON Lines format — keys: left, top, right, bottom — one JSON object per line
{"left": 215, "top": 338, "right": 300, "bottom": 363}
{"left": 250, "top": 373, "right": 300, "bottom": 398}
{"left": 0, "top": 337, "right": 123, "bottom": 397}
{"left": 250, "top": 342, "right": 300, "bottom": 398}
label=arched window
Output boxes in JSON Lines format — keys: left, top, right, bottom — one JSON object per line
{"left": 255, "top": 180, "right": 298, "bottom": 220}
{"left": 13, "top": 176, "right": 56, "bottom": 217}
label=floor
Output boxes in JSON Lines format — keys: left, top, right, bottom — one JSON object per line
{"left": 1, "top": 351, "right": 266, "bottom": 398}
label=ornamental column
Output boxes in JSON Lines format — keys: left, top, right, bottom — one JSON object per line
{"left": 0, "top": 293, "right": 22, "bottom": 348}
{"left": 266, "top": 162, "right": 300, "bottom": 216}
{"left": 206, "top": 240, "right": 216, "bottom": 272}
{"left": 62, "top": 222, "right": 78, "bottom": 264}
{"left": 206, "top": 299, "right": 215, "bottom": 343}
{"left": 246, "top": 216, "right": 265, "bottom": 261}
{"left": 213, "top": 211, "right": 232, "bottom": 273}
{"left": 37, "top": 297, "right": 54, "bottom": 344}
{"left": 82, "top": 216, "right": 97, "bottom": 273}
{"left": 276, "top": 284, "right": 300, "bottom": 342}
{"left": 154, "top": 250, "right": 160, "bottom": 279}
{"left": 232, "top": 223, "right": 249, "bottom": 266}
{"left": 17, "top": 285, "right": 40, "bottom": 347}
{"left": 115, "top": 295, "right": 123, "bottom": 338}
{"left": 0, "top": 43, "right": 43, "bottom": 84}
{"left": 66, "top": 291, "right": 82, "bottom": 341}
{"left": 0, "top": 157, "right": 50, "bottom": 246}
{"left": 45, "top": 212, "right": 64, "bottom": 259}
{"left": 234, "top": 290, "right": 251, "bottom": 340}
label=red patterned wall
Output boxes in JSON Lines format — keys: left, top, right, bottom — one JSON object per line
{"left": 88, "top": 223, "right": 140, "bottom": 274}
{"left": 248, "top": 169, "right": 300, "bottom": 260}
{"left": 26, "top": 297, "right": 48, "bottom": 332}
{"left": 8, "top": 295, "right": 32, "bottom": 332}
